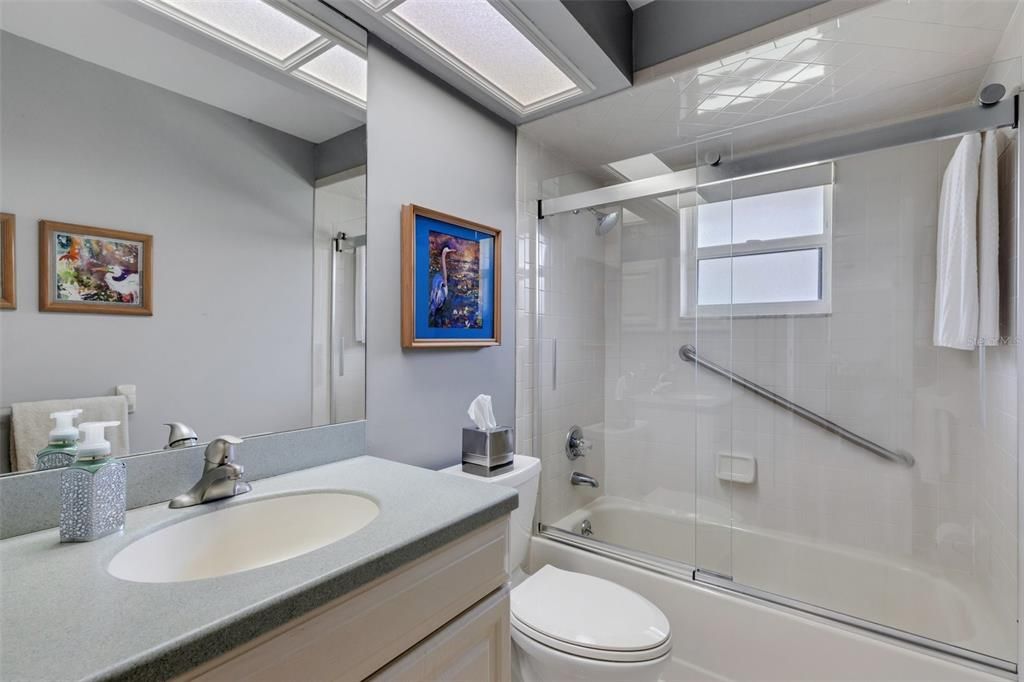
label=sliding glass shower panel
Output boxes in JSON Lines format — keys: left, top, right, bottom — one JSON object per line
{"left": 698, "top": 127, "right": 1018, "bottom": 663}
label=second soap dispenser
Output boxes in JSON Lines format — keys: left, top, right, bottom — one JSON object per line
{"left": 35, "top": 409, "right": 83, "bottom": 470}
{"left": 59, "top": 421, "right": 126, "bottom": 543}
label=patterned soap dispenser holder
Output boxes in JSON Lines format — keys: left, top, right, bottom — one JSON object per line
{"left": 60, "top": 421, "right": 126, "bottom": 543}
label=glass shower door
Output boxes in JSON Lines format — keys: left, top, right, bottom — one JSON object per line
{"left": 690, "top": 125, "right": 1018, "bottom": 667}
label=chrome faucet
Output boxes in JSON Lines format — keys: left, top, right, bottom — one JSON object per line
{"left": 164, "top": 422, "right": 198, "bottom": 449}
{"left": 570, "top": 471, "right": 599, "bottom": 488}
{"left": 169, "top": 436, "right": 251, "bottom": 508}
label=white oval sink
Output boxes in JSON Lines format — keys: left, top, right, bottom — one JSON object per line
{"left": 107, "top": 492, "right": 379, "bottom": 583}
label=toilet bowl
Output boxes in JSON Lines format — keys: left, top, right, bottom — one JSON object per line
{"left": 442, "top": 455, "right": 672, "bottom": 682}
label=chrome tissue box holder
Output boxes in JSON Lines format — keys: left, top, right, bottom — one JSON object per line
{"left": 461, "top": 427, "right": 514, "bottom": 476}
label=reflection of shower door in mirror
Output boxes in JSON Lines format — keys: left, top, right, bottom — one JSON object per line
{"left": 312, "top": 171, "right": 366, "bottom": 426}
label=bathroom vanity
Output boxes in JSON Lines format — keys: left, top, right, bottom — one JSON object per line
{"left": 0, "top": 457, "right": 517, "bottom": 681}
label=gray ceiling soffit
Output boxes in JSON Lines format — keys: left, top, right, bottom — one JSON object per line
{"left": 559, "top": 0, "right": 633, "bottom": 80}
{"left": 315, "top": 125, "right": 368, "bottom": 181}
{"left": 310, "top": 0, "right": 631, "bottom": 125}
{"left": 633, "top": 0, "right": 832, "bottom": 72}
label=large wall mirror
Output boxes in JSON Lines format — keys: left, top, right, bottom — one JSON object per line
{"left": 0, "top": 0, "right": 368, "bottom": 474}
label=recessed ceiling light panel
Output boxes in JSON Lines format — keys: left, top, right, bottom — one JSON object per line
{"left": 297, "top": 45, "right": 368, "bottom": 104}
{"left": 155, "top": 0, "right": 324, "bottom": 61}
{"left": 388, "top": 0, "right": 581, "bottom": 111}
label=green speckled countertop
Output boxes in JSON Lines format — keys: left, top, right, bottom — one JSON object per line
{"left": 0, "top": 456, "right": 517, "bottom": 682}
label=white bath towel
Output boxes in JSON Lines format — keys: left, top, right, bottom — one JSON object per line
{"left": 355, "top": 244, "right": 366, "bottom": 344}
{"left": 977, "top": 131, "right": 1000, "bottom": 346}
{"left": 9, "top": 396, "right": 130, "bottom": 471}
{"left": 934, "top": 133, "right": 981, "bottom": 350}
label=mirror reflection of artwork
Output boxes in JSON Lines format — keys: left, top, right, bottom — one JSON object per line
{"left": 39, "top": 221, "right": 153, "bottom": 315}
{"left": 401, "top": 204, "right": 501, "bottom": 349}
{"left": 0, "top": 213, "right": 14, "bottom": 309}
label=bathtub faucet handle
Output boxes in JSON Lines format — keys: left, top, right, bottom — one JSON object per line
{"left": 565, "top": 425, "right": 592, "bottom": 460}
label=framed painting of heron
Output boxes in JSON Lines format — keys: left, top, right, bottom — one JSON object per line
{"left": 401, "top": 204, "right": 501, "bottom": 349}
{"left": 38, "top": 220, "right": 153, "bottom": 316}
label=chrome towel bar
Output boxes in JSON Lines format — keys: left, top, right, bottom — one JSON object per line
{"left": 679, "top": 345, "right": 914, "bottom": 467}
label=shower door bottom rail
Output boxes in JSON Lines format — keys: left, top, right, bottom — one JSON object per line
{"left": 693, "top": 569, "right": 1015, "bottom": 676}
{"left": 538, "top": 524, "right": 1015, "bottom": 676}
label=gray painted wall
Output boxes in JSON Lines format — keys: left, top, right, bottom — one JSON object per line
{"left": 0, "top": 33, "right": 316, "bottom": 465}
{"left": 315, "top": 126, "right": 368, "bottom": 181}
{"left": 365, "top": 41, "right": 516, "bottom": 470}
{"left": 560, "top": 0, "right": 633, "bottom": 79}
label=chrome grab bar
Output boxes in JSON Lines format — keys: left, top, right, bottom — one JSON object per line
{"left": 679, "top": 345, "right": 914, "bottom": 467}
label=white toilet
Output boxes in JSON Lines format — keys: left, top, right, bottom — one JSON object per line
{"left": 443, "top": 455, "right": 672, "bottom": 682}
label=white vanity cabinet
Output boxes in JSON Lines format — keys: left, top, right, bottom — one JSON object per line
{"left": 182, "top": 519, "right": 511, "bottom": 682}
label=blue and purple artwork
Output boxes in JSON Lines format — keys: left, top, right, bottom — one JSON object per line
{"left": 406, "top": 207, "right": 499, "bottom": 347}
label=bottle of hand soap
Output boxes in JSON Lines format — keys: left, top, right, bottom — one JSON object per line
{"left": 60, "top": 421, "right": 126, "bottom": 543}
{"left": 35, "top": 409, "right": 83, "bottom": 470}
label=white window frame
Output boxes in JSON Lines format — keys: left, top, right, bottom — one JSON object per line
{"left": 680, "top": 163, "right": 833, "bottom": 318}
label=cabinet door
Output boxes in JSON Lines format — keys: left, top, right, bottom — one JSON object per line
{"left": 371, "top": 587, "right": 511, "bottom": 682}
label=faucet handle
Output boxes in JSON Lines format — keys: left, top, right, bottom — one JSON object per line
{"left": 204, "top": 435, "right": 244, "bottom": 467}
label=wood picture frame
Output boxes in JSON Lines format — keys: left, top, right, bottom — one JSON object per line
{"left": 0, "top": 213, "right": 15, "bottom": 309}
{"left": 39, "top": 220, "right": 153, "bottom": 316}
{"left": 401, "top": 204, "right": 501, "bottom": 349}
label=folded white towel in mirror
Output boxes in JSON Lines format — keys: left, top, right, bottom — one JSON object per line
{"left": 9, "top": 396, "right": 130, "bottom": 471}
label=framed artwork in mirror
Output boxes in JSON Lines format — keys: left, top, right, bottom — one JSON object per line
{"left": 401, "top": 204, "right": 501, "bottom": 349}
{"left": 0, "top": 213, "right": 15, "bottom": 309}
{"left": 39, "top": 220, "right": 153, "bottom": 315}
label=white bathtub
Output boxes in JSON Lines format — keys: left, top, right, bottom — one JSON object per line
{"left": 550, "top": 496, "right": 1013, "bottom": 676}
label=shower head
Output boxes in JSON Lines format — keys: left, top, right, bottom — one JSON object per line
{"left": 572, "top": 206, "right": 621, "bottom": 235}
{"left": 594, "top": 209, "right": 620, "bottom": 236}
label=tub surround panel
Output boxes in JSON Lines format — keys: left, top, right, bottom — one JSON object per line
{"left": 0, "top": 420, "right": 366, "bottom": 540}
{"left": 0, "top": 456, "right": 518, "bottom": 682}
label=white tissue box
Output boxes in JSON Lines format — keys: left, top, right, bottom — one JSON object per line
{"left": 462, "top": 427, "right": 514, "bottom": 477}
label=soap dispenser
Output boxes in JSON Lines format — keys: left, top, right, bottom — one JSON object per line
{"left": 59, "top": 421, "right": 126, "bottom": 543}
{"left": 35, "top": 409, "right": 83, "bottom": 470}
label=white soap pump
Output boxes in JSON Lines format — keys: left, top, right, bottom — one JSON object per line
{"left": 35, "top": 409, "right": 83, "bottom": 470}
{"left": 59, "top": 421, "right": 126, "bottom": 543}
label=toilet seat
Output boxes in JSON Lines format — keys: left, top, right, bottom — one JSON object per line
{"left": 510, "top": 565, "right": 672, "bottom": 663}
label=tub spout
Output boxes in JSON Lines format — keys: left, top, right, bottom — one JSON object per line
{"left": 570, "top": 472, "right": 599, "bottom": 488}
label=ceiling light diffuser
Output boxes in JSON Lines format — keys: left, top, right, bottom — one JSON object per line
{"left": 156, "top": 0, "right": 323, "bottom": 61}
{"left": 389, "top": 0, "right": 579, "bottom": 109}
{"left": 297, "top": 45, "right": 368, "bottom": 103}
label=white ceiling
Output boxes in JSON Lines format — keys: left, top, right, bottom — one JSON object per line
{"left": 0, "top": 0, "right": 365, "bottom": 143}
{"left": 521, "top": 0, "right": 1022, "bottom": 176}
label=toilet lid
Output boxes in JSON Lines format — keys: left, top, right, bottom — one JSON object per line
{"left": 511, "top": 566, "right": 671, "bottom": 660}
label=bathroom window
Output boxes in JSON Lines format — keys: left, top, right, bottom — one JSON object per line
{"left": 681, "top": 163, "right": 833, "bottom": 317}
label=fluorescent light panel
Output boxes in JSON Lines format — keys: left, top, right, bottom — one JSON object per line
{"left": 297, "top": 45, "right": 368, "bottom": 102}
{"left": 159, "top": 0, "right": 322, "bottom": 61}
{"left": 390, "top": 0, "right": 578, "bottom": 108}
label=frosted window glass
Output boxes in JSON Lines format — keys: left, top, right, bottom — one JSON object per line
{"left": 298, "top": 46, "right": 367, "bottom": 102}
{"left": 160, "top": 0, "right": 322, "bottom": 60}
{"left": 698, "top": 186, "right": 825, "bottom": 247}
{"left": 392, "top": 0, "right": 577, "bottom": 107}
{"left": 698, "top": 249, "right": 821, "bottom": 305}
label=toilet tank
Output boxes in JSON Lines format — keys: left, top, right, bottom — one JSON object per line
{"left": 442, "top": 455, "right": 541, "bottom": 572}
